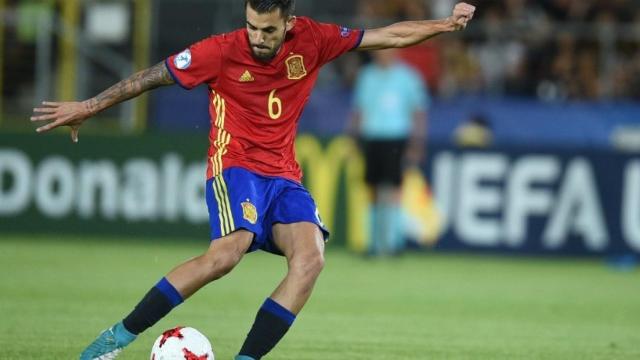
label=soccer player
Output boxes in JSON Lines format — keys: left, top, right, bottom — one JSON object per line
{"left": 30, "top": 1, "right": 475, "bottom": 359}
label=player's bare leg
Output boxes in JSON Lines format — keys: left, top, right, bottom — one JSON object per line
{"left": 236, "top": 222, "right": 325, "bottom": 360}
{"left": 269, "top": 222, "right": 325, "bottom": 313}
{"left": 80, "top": 230, "right": 253, "bottom": 360}
{"left": 166, "top": 230, "right": 254, "bottom": 298}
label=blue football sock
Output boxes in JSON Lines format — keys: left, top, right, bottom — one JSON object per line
{"left": 122, "top": 277, "right": 184, "bottom": 335}
{"left": 238, "top": 298, "right": 296, "bottom": 359}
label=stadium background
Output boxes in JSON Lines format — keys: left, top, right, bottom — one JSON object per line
{"left": 1, "top": 1, "right": 639, "bottom": 359}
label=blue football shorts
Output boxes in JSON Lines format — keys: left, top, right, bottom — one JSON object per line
{"left": 205, "top": 167, "right": 329, "bottom": 255}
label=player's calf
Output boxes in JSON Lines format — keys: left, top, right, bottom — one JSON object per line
{"left": 236, "top": 225, "right": 326, "bottom": 359}
{"left": 165, "top": 230, "right": 252, "bottom": 298}
{"left": 286, "top": 249, "right": 325, "bottom": 302}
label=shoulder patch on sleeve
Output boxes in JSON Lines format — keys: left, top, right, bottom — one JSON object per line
{"left": 174, "top": 49, "right": 192, "bottom": 70}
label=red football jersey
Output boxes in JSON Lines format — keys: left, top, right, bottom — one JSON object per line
{"left": 166, "top": 17, "right": 364, "bottom": 182}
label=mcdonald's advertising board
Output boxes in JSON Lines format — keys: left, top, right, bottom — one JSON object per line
{"left": 1, "top": 133, "right": 639, "bottom": 256}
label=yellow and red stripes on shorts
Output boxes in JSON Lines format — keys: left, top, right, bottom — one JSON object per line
{"left": 211, "top": 91, "right": 235, "bottom": 236}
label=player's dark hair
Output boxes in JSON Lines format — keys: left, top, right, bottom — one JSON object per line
{"left": 245, "top": 0, "right": 295, "bottom": 18}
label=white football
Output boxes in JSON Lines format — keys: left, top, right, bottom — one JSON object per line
{"left": 150, "top": 326, "right": 215, "bottom": 360}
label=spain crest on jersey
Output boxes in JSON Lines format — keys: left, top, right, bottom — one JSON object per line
{"left": 286, "top": 55, "right": 307, "bottom": 80}
{"left": 241, "top": 200, "right": 258, "bottom": 224}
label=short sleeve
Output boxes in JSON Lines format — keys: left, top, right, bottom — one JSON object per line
{"left": 307, "top": 18, "right": 364, "bottom": 65}
{"left": 166, "top": 36, "right": 223, "bottom": 90}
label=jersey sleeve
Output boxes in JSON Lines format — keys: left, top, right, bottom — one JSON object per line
{"left": 307, "top": 18, "right": 364, "bottom": 65}
{"left": 165, "top": 36, "right": 223, "bottom": 89}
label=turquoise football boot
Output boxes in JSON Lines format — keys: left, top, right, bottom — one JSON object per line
{"left": 79, "top": 322, "right": 136, "bottom": 360}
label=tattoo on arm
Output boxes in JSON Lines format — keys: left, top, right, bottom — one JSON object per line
{"left": 86, "top": 61, "right": 174, "bottom": 115}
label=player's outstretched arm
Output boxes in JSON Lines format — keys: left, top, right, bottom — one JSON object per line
{"left": 31, "top": 61, "right": 174, "bottom": 142}
{"left": 357, "top": 2, "right": 476, "bottom": 51}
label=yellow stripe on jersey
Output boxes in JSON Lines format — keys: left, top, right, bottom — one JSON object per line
{"left": 211, "top": 91, "right": 232, "bottom": 177}
{"left": 209, "top": 91, "right": 235, "bottom": 236}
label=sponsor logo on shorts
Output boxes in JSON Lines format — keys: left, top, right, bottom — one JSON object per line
{"left": 340, "top": 27, "right": 351, "bottom": 38}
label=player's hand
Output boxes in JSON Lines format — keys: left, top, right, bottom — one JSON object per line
{"left": 30, "top": 101, "right": 94, "bottom": 143}
{"left": 449, "top": 2, "right": 476, "bottom": 31}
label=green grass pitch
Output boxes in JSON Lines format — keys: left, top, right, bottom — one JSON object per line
{"left": 1, "top": 235, "right": 639, "bottom": 359}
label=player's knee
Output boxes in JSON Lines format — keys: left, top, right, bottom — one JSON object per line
{"left": 201, "top": 252, "right": 241, "bottom": 282}
{"left": 217, "top": 256, "right": 239, "bottom": 276}
{"left": 290, "top": 249, "right": 325, "bottom": 279}
{"left": 205, "top": 258, "right": 234, "bottom": 282}
{"left": 309, "top": 253, "right": 325, "bottom": 276}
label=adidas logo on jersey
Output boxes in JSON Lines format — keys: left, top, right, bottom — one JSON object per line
{"left": 239, "top": 70, "right": 255, "bottom": 82}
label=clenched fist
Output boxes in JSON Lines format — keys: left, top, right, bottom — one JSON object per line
{"left": 450, "top": 2, "right": 476, "bottom": 31}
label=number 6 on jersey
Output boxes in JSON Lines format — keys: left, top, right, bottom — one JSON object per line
{"left": 268, "top": 89, "right": 282, "bottom": 120}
